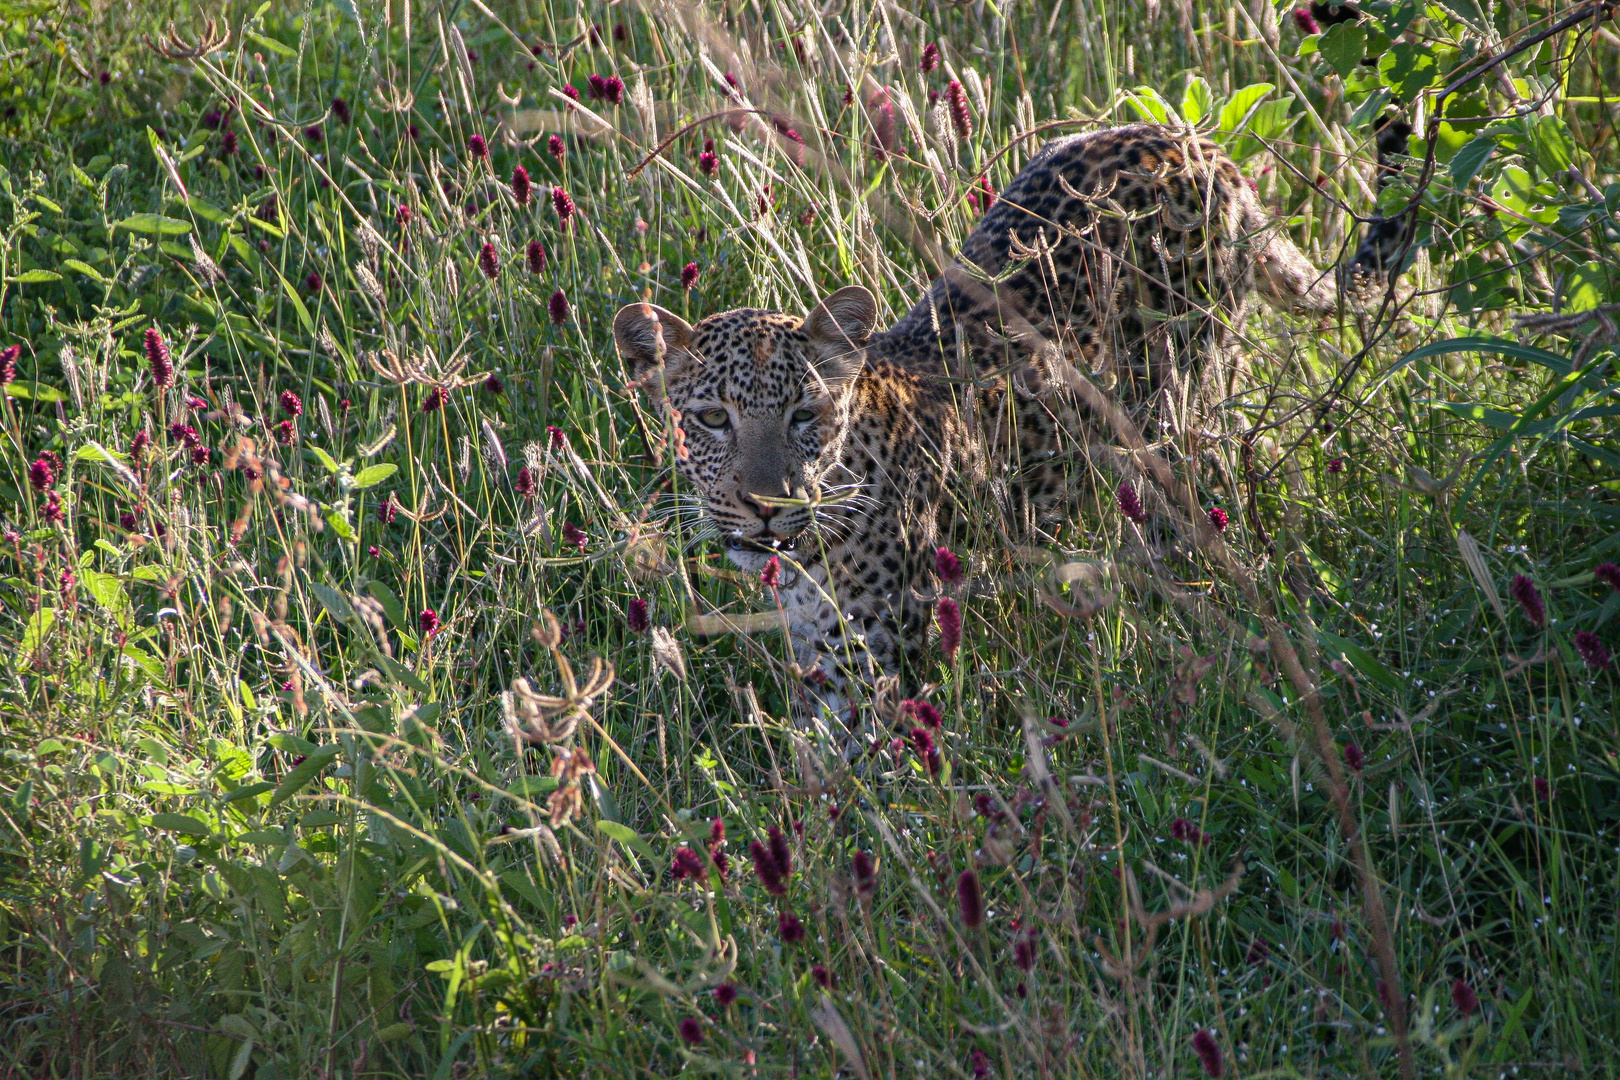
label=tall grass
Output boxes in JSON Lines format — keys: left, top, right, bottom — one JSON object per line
{"left": 0, "top": 0, "right": 1616, "bottom": 1077}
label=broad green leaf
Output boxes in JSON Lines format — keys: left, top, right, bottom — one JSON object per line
{"left": 273, "top": 269, "right": 316, "bottom": 337}
{"left": 375, "top": 1022, "right": 413, "bottom": 1044}
{"left": 367, "top": 581, "right": 408, "bottom": 630}
{"left": 507, "top": 776, "right": 560, "bottom": 797}
{"left": 1216, "top": 82, "right": 1275, "bottom": 133}
{"left": 309, "top": 446, "right": 340, "bottom": 473}
{"left": 1379, "top": 42, "right": 1440, "bottom": 98}
{"left": 310, "top": 582, "right": 355, "bottom": 623}
{"left": 222, "top": 781, "right": 275, "bottom": 803}
{"left": 1, "top": 382, "right": 65, "bottom": 401}
{"left": 1430, "top": 401, "right": 1520, "bottom": 430}
{"left": 268, "top": 733, "right": 320, "bottom": 756}
{"left": 267, "top": 745, "right": 341, "bottom": 808}
{"left": 1124, "top": 86, "right": 1176, "bottom": 125}
{"left": 1528, "top": 114, "right": 1575, "bottom": 175}
{"left": 80, "top": 570, "right": 131, "bottom": 623}
{"left": 61, "top": 258, "right": 110, "bottom": 284}
{"left": 1181, "top": 77, "right": 1213, "bottom": 125}
{"left": 1448, "top": 136, "right": 1495, "bottom": 185}
{"left": 1318, "top": 23, "right": 1366, "bottom": 78}
{"left": 595, "top": 820, "right": 657, "bottom": 863}
{"left": 115, "top": 214, "right": 193, "bottom": 236}
{"left": 16, "top": 608, "right": 55, "bottom": 665}
{"left": 1563, "top": 262, "right": 1608, "bottom": 313}
{"left": 326, "top": 510, "right": 355, "bottom": 540}
{"left": 150, "top": 813, "right": 213, "bottom": 837}
{"left": 245, "top": 30, "right": 297, "bottom": 57}
{"left": 1390, "top": 335, "right": 1573, "bottom": 377}
{"left": 1316, "top": 630, "right": 1404, "bottom": 692}
{"left": 8, "top": 269, "right": 62, "bottom": 284}
{"left": 353, "top": 463, "right": 397, "bottom": 488}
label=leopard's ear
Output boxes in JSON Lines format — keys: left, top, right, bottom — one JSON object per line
{"left": 613, "top": 303, "right": 695, "bottom": 392}
{"left": 804, "top": 285, "right": 877, "bottom": 361}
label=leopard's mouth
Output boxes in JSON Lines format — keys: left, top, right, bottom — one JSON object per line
{"left": 726, "top": 534, "right": 799, "bottom": 554}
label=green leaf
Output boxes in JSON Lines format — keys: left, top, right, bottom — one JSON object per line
{"left": 245, "top": 30, "right": 297, "bottom": 57}
{"left": 595, "top": 820, "right": 657, "bottom": 863}
{"left": 80, "top": 570, "right": 131, "bottom": 624}
{"left": 310, "top": 583, "right": 355, "bottom": 623}
{"left": 367, "top": 581, "right": 407, "bottom": 630}
{"left": 309, "top": 446, "right": 340, "bottom": 474}
{"left": 1216, "top": 82, "right": 1275, "bottom": 133}
{"left": 1430, "top": 400, "right": 1521, "bottom": 430}
{"left": 1448, "top": 136, "right": 1495, "bottom": 186}
{"left": 326, "top": 510, "right": 356, "bottom": 540}
{"left": 8, "top": 269, "right": 62, "bottom": 284}
{"left": 267, "top": 745, "right": 341, "bottom": 808}
{"left": 273, "top": 269, "right": 316, "bottom": 337}
{"left": 375, "top": 1022, "right": 413, "bottom": 1044}
{"left": 16, "top": 608, "right": 55, "bottom": 666}
{"left": 1389, "top": 336, "right": 1573, "bottom": 377}
{"left": 1124, "top": 86, "right": 1176, "bottom": 125}
{"left": 1563, "top": 262, "right": 1609, "bottom": 314}
{"left": 1528, "top": 114, "right": 1575, "bottom": 175}
{"left": 1316, "top": 630, "right": 1404, "bottom": 692}
{"left": 1181, "top": 77, "right": 1213, "bottom": 125}
{"left": 150, "top": 813, "right": 213, "bottom": 837}
{"left": 180, "top": 196, "right": 228, "bottom": 224}
{"left": 507, "top": 776, "right": 559, "bottom": 797}
{"left": 353, "top": 463, "right": 397, "bottom": 488}
{"left": 61, "top": 258, "right": 111, "bottom": 284}
{"left": 1379, "top": 42, "right": 1440, "bottom": 98}
{"left": 222, "top": 781, "right": 275, "bottom": 804}
{"left": 1318, "top": 23, "right": 1366, "bottom": 78}
{"left": 1, "top": 382, "right": 66, "bottom": 402}
{"left": 115, "top": 214, "right": 193, "bottom": 236}
{"left": 228, "top": 1036, "right": 255, "bottom": 1080}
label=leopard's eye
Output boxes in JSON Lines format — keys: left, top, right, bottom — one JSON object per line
{"left": 790, "top": 407, "right": 816, "bottom": 424}
{"left": 695, "top": 408, "right": 730, "bottom": 428}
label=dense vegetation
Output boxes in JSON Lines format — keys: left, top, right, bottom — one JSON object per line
{"left": 0, "top": 0, "right": 1616, "bottom": 1075}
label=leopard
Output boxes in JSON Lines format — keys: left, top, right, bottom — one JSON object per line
{"left": 613, "top": 123, "right": 1404, "bottom": 723}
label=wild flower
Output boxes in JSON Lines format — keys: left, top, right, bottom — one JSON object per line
{"left": 1245, "top": 938, "right": 1271, "bottom": 964}
{"left": 547, "top": 134, "right": 565, "bottom": 161}
{"left": 776, "top": 911, "right": 805, "bottom": 943}
{"left": 976, "top": 175, "right": 996, "bottom": 210}
{"left": 1117, "top": 481, "right": 1147, "bottom": 524}
{"left": 957, "top": 869, "right": 984, "bottom": 928}
{"left": 468, "top": 133, "right": 488, "bottom": 160}
{"left": 868, "top": 89, "right": 898, "bottom": 157}
{"left": 1327, "top": 457, "right": 1344, "bottom": 474}
{"left": 970, "top": 1050, "right": 992, "bottom": 1080}
{"left": 812, "top": 965, "right": 833, "bottom": 988}
{"left": 1451, "top": 978, "right": 1479, "bottom": 1016}
{"left": 1170, "top": 817, "right": 1210, "bottom": 845}
{"left": 935, "top": 546, "right": 963, "bottom": 585}
{"left": 1594, "top": 563, "right": 1620, "bottom": 592}
{"left": 767, "top": 825, "right": 792, "bottom": 882}
{"left": 484, "top": 373, "right": 504, "bottom": 395}
{"left": 613, "top": 22, "right": 629, "bottom": 42}
{"left": 1014, "top": 930, "right": 1037, "bottom": 971}
{"left": 423, "top": 385, "right": 450, "bottom": 413}
{"left": 1192, "top": 1030, "right": 1224, "bottom": 1077}
{"left": 698, "top": 141, "right": 718, "bottom": 177}
{"left": 331, "top": 96, "right": 351, "bottom": 124}
{"left": 275, "top": 419, "right": 295, "bottom": 445}
{"left": 946, "top": 80, "right": 972, "bottom": 140}
{"left": 304, "top": 124, "right": 322, "bottom": 143}
{"left": 1207, "top": 507, "right": 1228, "bottom": 532}
{"left": 514, "top": 466, "right": 536, "bottom": 498}
{"left": 407, "top": 123, "right": 421, "bottom": 141}
{"left": 479, "top": 241, "right": 500, "bottom": 281}
{"left": 28, "top": 456, "right": 54, "bottom": 492}
{"left": 773, "top": 118, "right": 806, "bottom": 166}
{"left": 849, "top": 850, "right": 879, "bottom": 897}
{"left": 367, "top": 545, "right": 379, "bottom": 558}
{"left": 1344, "top": 743, "right": 1365, "bottom": 772}
{"left": 396, "top": 204, "right": 412, "bottom": 227}
{"left": 511, "top": 165, "right": 532, "bottom": 205}
{"left": 170, "top": 422, "right": 199, "bottom": 446}
{"left": 760, "top": 555, "right": 781, "bottom": 587}
{"left": 1574, "top": 630, "right": 1611, "bottom": 669}
{"left": 560, "top": 84, "right": 580, "bottom": 102}
{"left": 1533, "top": 776, "right": 1551, "bottom": 800}
{"left": 527, "top": 240, "right": 547, "bottom": 274}
{"left": 1294, "top": 6, "right": 1322, "bottom": 33}
{"left": 119, "top": 510, "right": 139, "bottom": 532}
{"left": 681, "top": 262, "right": 700, "bottom": 290}
{"left": 936, "top": 597, "right": 961, "bottom": 659}
{"left": 378, "top": 494, "right": 398, "bottom": 524}
{"left": 551, "top": 185, "right": 575, "bottom": 229}
{"left": 41, "top": 491, "right": 64, "bottom": 523}
{"left": 202, "top": 110, "right": 223, "bottom": 129}
{"left": 670, "top": 847, "right": 705, "bottom": 881}
{"left": 1509, "top": 574, "right": 1546, "bottom": 626}
{"left": 221, "top": 130, "right": 239, "bottom": 155}
{"left": 145, "top": 327, "right": 174, "bottom": 388}
{"left": 305, "top": 271, "right": 323, "bottom": 294}
{"left": 586, "top": 74, "right": 625, "bottom": 105}
{"left": 129, "top": 430, "right": 149, "bottom": 465}
{"left": 921, "top": 42, "right": 940, "bottom": 72}
{"left": 549, "top": 289, "right": 570, "bottom": 325}
{"left": 419, "top": 609, "right": 441, "bottom": 637}
{"left": 279, "top": 389, "right": 302, "bottom": 416}
{"left": 192, "top": 446, "right": 211, "bottom": 465}
{"left": 677, "top": 1017, "right": 703, "bottom": 1045}
{"left": 627, "top": 598, "right": 649, "bottom": 632}
{"left": 901, "top": 698, "right": 943, "bottom": 729}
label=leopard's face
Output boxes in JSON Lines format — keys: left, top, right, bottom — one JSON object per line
{"left": 613, "top": 288, "right": 877, "bottom": 559}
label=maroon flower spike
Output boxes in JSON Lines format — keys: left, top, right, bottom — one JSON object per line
{"left": 1344, "top": 743, "right": 1365, "bottom": 772}
{"left": 812, "top": 965, "right": 833, "bottom": 988}
{"left": 677, "top": 1017, "right": 703, "bottom": 1045}
{"left": 484, "top": 373, "right": 504, "bottom": 395}
{"left": 219, "top": 129, "right": 239, "bottom": 155}
{"left": 627, "top": 598, "right": 650, "bottom": 633}
{"left": 59, "top": 570, "right": 75, "bottom": 603}
{"left": 670, "top": 846, "right": 705, "bottom": 881}
{"left": 169, "top": 422, "right": 199, "bottom": 447}
{"left": 852, "top": 850, "right": 877, "bottom": 895}
{"left": 378, "top": 494, "right": 398, "bottom": 524}
{"left": 713, "top": 982, "right": 738, "bottom": 1006}
{"left": 614, "top": 22, "right": 629, "bottom": 42}
{"left": 547, "top": 133, "right": 566, "bottom": 160}
{"left": 407, "top": 123, "right": 421, "bottom": 141}
{"left": 28, "top": 456, "right": 55, "bottom": 492}
{"left": 1245, "top": 938, "right": 1271, "bottom": 965}
{"left": 708, "top": 818, "right": 725, "bottom": 846}
{"left": 1014, "top": 931, "right": 1037, "bottom": 971}
{"left": 920, "top": 41, "right": 940, "bottom": 73}
{"left": 911, "top": 726, "right": 941, "bottom": 776}
{"left": 1533, "top": 776, "right": 1551, "bottom": 800}
{"left": 936, "top": 597, "right": 962, "bottom": 659}
{"left": 946, "top": 80, "right": 972, "bottom": 140}
{"left": 560, "top": 84, "right": 580, "bottom": 102}
{"left": 304, "top": 124, "right": 323, "bottom": 144}
{"left": 396, "top": 204, "right": 413, "bottom": 227}
{"left": 901, "top": 698, "right": 943, "bottom": 729}
{"left": 1594, "top": 563, "right": 1620, "bottom": 592}
{"left": 145, "top": 327, "right": 174, "bottom": 388}
{"left": 419, "top": 608, "right": 441, "bottom": 637}
{"left": 527, "top": 240, "right": 547, "bottom": 275}
{"left": 956, "top": 869, "right": 984, "bottom": 928}
{"left": 119, "top": 510, "right": 138, "bottom": 532}
{"left": 561, "top": 522, "right": 588, "bottom": 553}
{"left": 305, "top": 271, "right": 323, "bottom": 294}
{"left": 1170, "top": 817, "right": 1210, "bottom": 845}
{"left": 777, "top": 910, "right": 806, "bottom": 943}
{"left": 1117, "top": 481, "right": 1147, "bottom": 524}
{"left": 549, "top": 288, "right": 570, "bottom": 326}
{"left": 331, "top": 97, "right": 351, "bottom": 124}
{"left": 0, "top": 344, "right": 20, "bottom": 384}
{"left": 548, "top": 426, "right": 567, "bottom": 450}
{"left": 192, "top": 446, "right": 211, "bottom": 465}
{"left": 970, "top": 1050, "right": 992, "bottom": 1080}
{"left": 279, "top": 389, "right": 303, "bottom": 416}
{"left": 1294, "top": 6, "right": 1322, "bottom": 34}
{"left": 41, "top": 491, "right": 65, "bottom": 523}
{"left": 275, "top": 419, "right": 295, "bottom": 445}
{"left": 1509, "top": 574, "right": 1546, "bottom": 626}
{"left": 422, "top": 385, "right": 450, "bottom": 413}
{"left": 775, "top": 120, "right": 806, "bottom": 166}
{"left": 511, "top": 165, "right": 532, "bottom": 205}
{"left": 935, "top": 546, "right": 963, "bottom": 585}
{"left": 1327, "top": 456, "right": 1344, "bottom": 474}
{"left": 760, "top": 555, "right": 782, "bottom": 587}
{"left": 468, "top": 134, "right": 488, "bottom": 160}
{"left": 1207, "top": 507, "right": 1228, "bottom": 532}
{"left": 681, "top": 262, "right": 700, "bottom": 291}
{"left": 599, "top": 75, "right": 625, "bottom": 105}
{"left": 1451, "top": 978, "right": 1479, "bottom": 1017}
{"left": 750, "top": 840, "right": 786, "bottom": 896}
{"left": 1574, "top": 630, "right": 1611, "bottom": 669}
{"left": 551, "top": 185, "right": 575, "bottom": 228}
{"left": 129, "top": 430, "right": 149, "bottom": 465}
{"left": 767, "top": 825, "right": 792, "bottom": 882}
{"left": 976, "top": 175, "right": 996, "bottom": 209}
{"left": 202, "top": 110, "right": 223, "bottom": 129}
{"left": 1192, "top": 1030, "right": 1224, "bottom": 1078}
{"left": 479, "top": 241, "right": 500, "bottom": 281}
{"left": 513, "top": 466, "right": 536, "bottom": 499}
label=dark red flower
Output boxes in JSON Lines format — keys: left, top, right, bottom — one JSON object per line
{"left": 419, "top": 608, "right": 441, "bottom": 637}
{"left": 975, "top": 175, "right": 996, "bottom": 210}
{"left": 192, "top": 446, "right": 211, "bottom": 465}
{"left": 543, "top": 135, "right": 565, "bottom": 164}
{"left": 812, "top": 964, "right": 833, "bottom": 988}
{"left": 750, "top": 840, "right": 786, "bottom": 896}
{"left": 776, "top": 910, "right": 805, "bottom": 943}
{"left": 1246, "top": 937, "right": 1271, "bottom": 964}
{"left": 1192, "top": 1029, "right": 1224, "bottom": 1077}
{"left": 956, "top": 870, "right": 984, "bottom": 928}
{"left": 129, "top": 430, "right": 149, "bottom": 465}
{"left": 407, "top": 124, "right": 421, "bottom": 141}
{"left": 1294, "top": 6, "right": 1322, "bottom": 34}
{"left": 970, "top": 1049, "right": 992, "bottom": 1080}
{"left": 552, "top": 186, "right": 576, "bottom": 230}
{"left": 378, "top": 494, "right": 398, "bottom": 524}
{"left": 936, "top": 597, "right": 961, "bottom": 659}
{"left": 560, "top": 84, "right": 580, "bottom": 102}
{"left": 562, "top": 522, "right": 587, "bottom": 553}
{"left": 920, "top": 42, "right": 940, "bottom": 73}
{"left": 479, "top": 241, "right": 500, "bottom": 281}
{"left": 468, "top": 133, "right": 488, "bottom": 160}
{"left": 1327, "top": 457, "right": 1344, "bottom": 474}
{"left": 1170, "top": 817, "right": 1211, "bottom": 845}
{"left": 1594, "top": 563, "right": 1620, "bottom": 592}
{"left": 484, "top": 373, "right": 504, "bottom": 395}
{"left": 275, "top": 419, "right": 295, "bottom": 445}
{"left": 627, "top": 598, "right": 650, "bottom": 633}
{"left": 677, "top": 1017, "right": 704, "bottom": 1045}
{"left": 305, "top": 271, "right": 323, "bottom": 294}
{"left": 527, "top": 240, "right": 547, "bottom": 274}
{"left": 760, "top": 555, "right": 782, "bottom": 587}
{"left": 1574, "top": 630, "right": 1611, "bottom": 669}
{"left": 1533, "top": 776, "right": 1551, "bottom": 800}
{"left": 1117, "top": 481, "right": 1147, "bottom": 524}
{"left": 945, "top": 80, "right": 972, "bottom": 140}
{"left": 1344, "top": 743, "right": 1365, "bottom": 772}
{"left": 713, "top": 982, "right": 738, "bottom": 1006}
{"left": 851, "top": 849, "right": 878, "bottom": 896}
{"left": 549, "top": 289, "right": 570, "bottom": 326}
{"left": 422, "top": 385, "right": 449, "bottom": 413}
{"left": 279, "top": 389, "right": 303, "bottom": 416}
{"left": 511, "top": 165, "right": 532, "bottom": 205}
{"left": 396, "top": 204, "right": 413, "bottom": 227}
{"left": 145, "top": 327, "right": 174, "bottom": 388}
{"left": 935, "top": 546, "right": 963, "bottom": 585}
{"left": 367, "top": 545, "right": 379, "bottom": 558}
{"left": 1207, "top": 507, "right": 1228, "bottom": 532}
{"left": 1014, "top": 931, "right": 1037, "bottom": 971}
{"left": 202, "top": 110, "right": 223, "bottom": 129}
{"left": 586, "top": 74, "right": 625, "bottom": 105}
{"left": 170, "top": 422, "right": 199, "bottom": 447}
{"left": 766, "top": 825, "right": 792, "bottom": 882}
{"left": 304, "top": 124, "right": 323, "bottom": 144}
{"left": 119, "top": 510, "right": 139, "bottom": 532}
{"left": 869, "top": 89, "right": 899, "bottom": 157}
{"left": 901, "top": 699, "right": 943, "bottom": 729}
{"left": 670, "top": 846, "right": 705, "bottom": 880}
{"left": 1451, "top": 978, "right": 1478, "bottom": 1016}
{"left": 514, "top": 466, "right": 536, "bottom": 498}
{"left": 41, "top": 491, "right": 64, "bottom": 523}
{"left": 28, "top": 456, "right": 55, "bottom": 491}
{"left": 331, "top": 97, "right": 351, "bottom": 124}
{"left": 221, "top": 130, "right": 239, "bottom": 155}
{"left": 681, "top": 262, "right": 700, "bottom": 291}
{"left": 0, "top": 345, "right": 17, "bottom": 385}
{"left": 1509, "top": 574, "right": 1546, "bottom": 626}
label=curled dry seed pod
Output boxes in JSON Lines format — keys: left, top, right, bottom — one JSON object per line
{"left": 532, "top": 610, "right": 564, "bottom": 648}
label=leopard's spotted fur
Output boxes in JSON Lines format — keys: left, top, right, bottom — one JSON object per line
{"left": 616, "top": 124, "right": 1375, "bottom": 715}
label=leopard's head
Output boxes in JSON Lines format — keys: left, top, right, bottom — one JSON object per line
{"left": 613, "top": 286, "right": 877, "bottom": 559}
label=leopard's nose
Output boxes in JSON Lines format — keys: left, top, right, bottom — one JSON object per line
{"left": 739, "top": 493, "right": 779, "bottom": 521}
